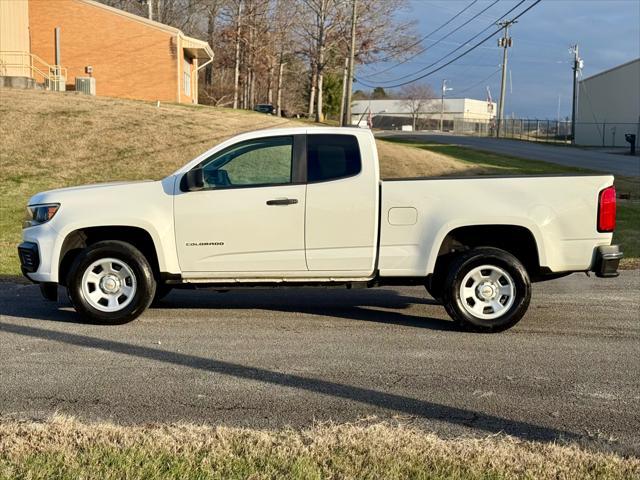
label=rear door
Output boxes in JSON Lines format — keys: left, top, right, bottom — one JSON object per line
{"left": 304, "top": 132, "right": 378, "bottom": 273}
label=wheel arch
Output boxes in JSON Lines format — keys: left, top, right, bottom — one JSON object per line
{"left": 58, "top": 225, "right": 163, "bottom": 286}
{"left": 428, "top": 223, "right": 545, "bottom": 279}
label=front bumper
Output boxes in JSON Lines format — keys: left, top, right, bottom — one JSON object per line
{"left": 592, "top": 245, "right": 623, "bottom": 278}
{"left": 18, "top": 241, "right": 40, "bottom": 279}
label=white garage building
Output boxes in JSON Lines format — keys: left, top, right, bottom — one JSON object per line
{"left": 574, "top": 58, "right": 640, "bottom": 147}
{"left": 351, "top": 98, "right": 496, "bottom": 131}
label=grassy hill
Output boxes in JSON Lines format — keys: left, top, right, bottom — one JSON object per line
{"left": 0, "top": 89, "right": 480, "bottom": 276}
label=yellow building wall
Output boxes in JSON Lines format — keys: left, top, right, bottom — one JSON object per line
{"left": 0, "top": 0, "right": 31, "bottom": 77}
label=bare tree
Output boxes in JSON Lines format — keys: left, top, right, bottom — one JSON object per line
{"left": 230, "top": 0, "right": 243, "bottom": 108}
{"left": 351, "top": 0, "right": 417, "bottom": 64}
{"left": 98, "top": 0, "right": 418, "bottom": 119}
{"left": 298, "top": 0, "right": 344, "bottom": 122}
{"left": 203, "top": 0, "right": 224, "bottom": 86}
{"left": 271, "top": 0, "right": 298, "bottom": 116}
{"left": 399, "top": 83, "right": 435, "bottom": 131}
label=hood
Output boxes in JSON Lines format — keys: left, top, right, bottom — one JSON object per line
{"left": 28, "top": 180, "right": 157, "bottom": 205}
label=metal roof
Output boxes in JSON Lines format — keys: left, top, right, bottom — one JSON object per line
{"left": 579, "top": 58, "right": 639, "bottom": 83}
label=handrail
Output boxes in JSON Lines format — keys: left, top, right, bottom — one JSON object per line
{"left": 0, "top": 51, "right": 67, "bottom": 89}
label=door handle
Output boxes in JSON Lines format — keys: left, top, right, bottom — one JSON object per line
{"left": 266, "top": 198, "right": 298, "bottom": 206}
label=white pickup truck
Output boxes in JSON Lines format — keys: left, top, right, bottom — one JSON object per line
{"left": 19, "top": 127, "right": 622, "bottom": 332}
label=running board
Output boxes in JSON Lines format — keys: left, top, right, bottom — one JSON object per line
{"left": 180, "top": 276, "right": 375, "bottom": 284}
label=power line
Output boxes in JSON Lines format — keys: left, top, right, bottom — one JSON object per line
{"left": 455, "top": 67, "right": 502, "bottom": 95}
{"left": 355, "top": 0, "right": 541, "bottom": 89}
{"left": 366, "top": 0, "right": 479, "bottom": 68}
{"left": 358, "top": 0, "right": 527, "bottom": 86}
{"left": 359, "top": 0, "right": 526, "bottom": 86}
{"left": 361, "top": 0, "right": 501, "bottom": 80}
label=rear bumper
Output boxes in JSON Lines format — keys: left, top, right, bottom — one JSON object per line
{"left": 592, "top": 245, "right": 623, "bottom": 278}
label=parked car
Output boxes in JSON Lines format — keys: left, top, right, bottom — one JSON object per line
{"left": 19, "top": 127, "right": 622, "bottom": 332}
{"left": 254, "top": 104, "right": 275, "bottom": 114}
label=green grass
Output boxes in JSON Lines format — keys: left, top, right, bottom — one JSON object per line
{"left": 380, "top": 138, "right": 640, "bottom": 262}
{"left": 616, "top": 202, "right": 640, "bottom": 259}
{"left": 380, "top": 138, "right": 596, "bottom": 176}
{"left": 1, "top": 416, "right": 638, "bottom": 480}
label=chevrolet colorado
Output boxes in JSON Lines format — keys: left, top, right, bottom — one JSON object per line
{"left": 19, "top": 127, "right": 623, "bottom": 332}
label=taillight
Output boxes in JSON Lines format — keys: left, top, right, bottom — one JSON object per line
{"left": 598, "top": 186, "right": 616, "bottom": 232}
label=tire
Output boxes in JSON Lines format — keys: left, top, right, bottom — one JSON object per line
{"left": 442, "top": 247, "right": 531, "bottom": 333}
{"left": 152, "top": 283, "right": 173, "bottom": 304}
{"left": 66, "top": 241, "right": 156, "bottom": 324}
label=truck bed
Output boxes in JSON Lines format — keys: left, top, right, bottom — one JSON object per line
{"left": 378, "top": 174, "right": 615, "bottom": 277}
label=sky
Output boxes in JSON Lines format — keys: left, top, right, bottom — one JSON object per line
{"left": 354, "top": 0, "right": 640, "bottom": 119}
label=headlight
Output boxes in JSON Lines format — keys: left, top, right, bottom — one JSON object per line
{"left": 23, "top": 203, "right": 60, "bottom": 228}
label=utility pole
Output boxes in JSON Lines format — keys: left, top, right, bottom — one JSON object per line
{"left": 496, "top": 19, "right": 515, "bottom": 138}
{"left": 570, "top": 44, "right": 583, "bottom": 145}
{"left": 339, "top": 57, "right": 349, "bottom": 126}
{"left": 342, "top": 0, "right": 358, "bottom": 127}
{"left": 440, "top": 79, "right": 452, "bottom": 132}
{"left": 147, "top": 0, "right": 153, "bottom": 20}
{"left": 232, "top": 0, "right": 243, "bottom": 109}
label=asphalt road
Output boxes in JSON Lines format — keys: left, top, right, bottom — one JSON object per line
{"left": 377, "top": 131, "right": 640, "bottom": 177}
{"left": 1, "top": 271, "right": 639, "bottom": 454}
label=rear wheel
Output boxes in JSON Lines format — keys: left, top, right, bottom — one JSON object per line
{"left": 442, "top": 247, "right": 531, "bottom": 333}
{"left": 67, "top": 241, "right": 156, "bottom": 324}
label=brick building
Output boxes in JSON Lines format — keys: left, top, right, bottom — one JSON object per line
{"left": 0, "top": 0, "right": 213, "bottom": 104}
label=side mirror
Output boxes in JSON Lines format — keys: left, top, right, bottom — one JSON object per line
{"left": 181, "top": 168, "right": 204, "bottom": 191}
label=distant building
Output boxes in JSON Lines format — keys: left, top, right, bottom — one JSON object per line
{"left": 350, "top": 98, "right": 496, "bottom": 131}
{"left": 574, "top": 58, "right": 640, "bottom": 147}
{"left": 0, "top": 0, "right": 213, "bottom": 104}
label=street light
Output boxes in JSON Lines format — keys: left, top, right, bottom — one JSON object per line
{"left": 440, "top": 80, "right": 453, "bottom": 132}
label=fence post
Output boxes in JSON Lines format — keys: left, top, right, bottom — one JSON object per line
{"left": 519, "top": 119, "right": 522, "bottom": 140}
{"left": 602, "top": 122, "right": 606, "bottom": 147}
{"left": 547, "top": 120, "right": 550, "bottom": 143}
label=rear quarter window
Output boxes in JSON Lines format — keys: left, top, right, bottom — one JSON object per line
{"left": 307, "top": 134, "right": 361, "bottom": 182}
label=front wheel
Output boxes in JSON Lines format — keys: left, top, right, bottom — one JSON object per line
{"left": 67, "top": 241, "right": 156, "bottom": 324}
{"left": 442, "top": 247, "right": 531, "bottom": 333}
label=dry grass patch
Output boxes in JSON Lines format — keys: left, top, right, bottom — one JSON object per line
{"left": 0, "top": 415, "right": 638, "bottom": 480}
{"left": 376, "top": 140, "right": 487, "bottom": 179}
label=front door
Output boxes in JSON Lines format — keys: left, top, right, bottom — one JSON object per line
{"left": 174, "top": 135, "right": 307, "bottom": 273}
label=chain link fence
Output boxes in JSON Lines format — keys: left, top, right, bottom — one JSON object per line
{"left": 453, "top": 119, "right": 640, "bottom": 148}
{"left": 370, "top": 114, "right": 639, "bottom": 148}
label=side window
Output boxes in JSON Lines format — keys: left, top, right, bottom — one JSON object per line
{"left": 200, "top": 136, "right": 293, "bottom": 188}
{"left": 307, "top": 134, "right": 361, "bottom": 183}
